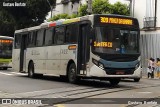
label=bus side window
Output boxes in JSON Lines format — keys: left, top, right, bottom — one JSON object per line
{"left": 14, "top": 34, "right": 21, "bottom": 49}
{"left": 66, "top": 24, "right": 77, "bottom": 44}
{"left": 54, "top": 26, "right": 65, "bottom": 45}
{"left": 28, "top": 31, "right": 36, "bottom": 47}
{"left": 44, "top": 27, "right": 54, "bottom": 46}
{"left": 36, "top": 29, "right": 45, "bottom": 47}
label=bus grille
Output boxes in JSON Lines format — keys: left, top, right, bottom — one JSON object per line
{"left": 104, "top": 68, "right": 135, "bottom": 75}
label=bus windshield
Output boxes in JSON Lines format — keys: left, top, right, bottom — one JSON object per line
{"left": 93, "top": 26, "right": 139, "bottom": 54}
{"left": 0, "top": 39, "right": 13, "bottom": 58}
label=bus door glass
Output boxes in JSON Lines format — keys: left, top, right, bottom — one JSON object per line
{"left": 77, "top": 21, "right": 91, "bottom": 74}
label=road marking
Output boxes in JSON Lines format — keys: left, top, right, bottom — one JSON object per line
{"left": 10, "top": 72, "right": 27, "bottom": 75}
{"left": 138, "top": 91, "right": 152, "bottom": 94}
{"left": 0, "top": 72, "right": 13, "bottom": 75}
{"left": 54, "top": 104, "right": 65, "bottom": 107}
{"left": 0, "top": 72, "right": 27, "bottom": 76}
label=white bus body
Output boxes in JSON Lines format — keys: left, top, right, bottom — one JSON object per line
{"left": 12, "top": 14, "right": 141, "bottom": 85}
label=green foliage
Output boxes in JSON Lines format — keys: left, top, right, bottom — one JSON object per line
{"left": 48, "top": 0, "right": 129, "bottom": 22}
{"left": 78, "top": 4, "right": 88, "bottom": 16}
{"left": 92, "top": 0, "right": 111, "bottom": 14}
{"left": 71, "top": 14, "right": 79, "bottom": 18}
{"left": 48, "top": 13, "right": 79, "bottom": 22}
{"left": 48, "top": 14, "right": 70, "bottom": 22}
{"left": 0, "top": 10, "right": 15, "bottom": 36}
{"left": 111, "top": 2, "right": 130, "bottom": 15}
{"left": 78, "top": 0, "right": 130, "bottom": 16}
{"left": 0, "top": 0, "right": 56, "bottom": 36}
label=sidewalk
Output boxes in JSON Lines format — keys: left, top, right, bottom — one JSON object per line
{"left": 142, "top": 75, "right": 160, "bottom": 80}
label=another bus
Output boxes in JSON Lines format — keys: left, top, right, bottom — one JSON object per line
{"left": 12, "top": 14, "right": 141, "bottom": 85}
{"left": 0, "top": 36, "right": 13, "bottom": 70}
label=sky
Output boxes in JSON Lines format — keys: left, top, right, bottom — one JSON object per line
{"left": 109, "top": 0, "right": 129, "bottom": 4}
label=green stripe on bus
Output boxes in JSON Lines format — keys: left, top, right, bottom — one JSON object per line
{"left": 0, "top": 58, "right": 12, "bottom": 63}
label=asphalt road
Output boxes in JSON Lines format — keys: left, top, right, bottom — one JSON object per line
{"left": 0, "top": 68, "right": 75, "bottom": 93}
{"left": 0, "top": 68, "right": 160, "bottom": 107}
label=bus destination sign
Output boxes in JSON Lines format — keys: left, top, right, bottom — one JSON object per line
{"left": 100, "top": 17, "right": 133, "bottom": 25}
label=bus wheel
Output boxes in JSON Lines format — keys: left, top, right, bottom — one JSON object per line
{"left": 3, "top": 67, "right": 7, "bottom": 70}
{"left": 28, "top": 62, "right": 35, "bottom": 78}
{"left": 134, "top": 78, "right": 140, "bottom": 82}
{"left": 68, "top": 63, "right": 79, "bottom": 84}
{"left": 109, "top": 79, "right": 120, "bottom": 86}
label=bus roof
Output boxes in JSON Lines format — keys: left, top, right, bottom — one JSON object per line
{"left": 0, "top": 36, "right": 14, "bottom": 40}
{"left": 15, "top": 14, "right": 138, "bottom": 34}
{"left": 14, "top": 15, "right": 94, "bottom": 34}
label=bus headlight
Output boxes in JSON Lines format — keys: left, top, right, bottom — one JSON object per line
{"left": 98, "top": 63, "right": 104, "bottom": 70}
{"left": 92, "top": 58, "right": 104, "bottom": 70}
{"left": 92, "top": 58, "right": 99, "bottom": 66}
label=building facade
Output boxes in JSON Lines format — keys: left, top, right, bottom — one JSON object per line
{"left": 133, "top": 0, "right": 160, "bottom": 72}
{"left": 53, "top": 0, "right": 129, "bottom": 16}
{"left": 53, "top": 0, "right": 86, "bottom": 16}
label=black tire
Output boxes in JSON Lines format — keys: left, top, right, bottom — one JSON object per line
{"left": 28, "top": 62, "right": 35, "bottom": 78}
{"left": 60, "top": 75, "right": 68, "bottom": 82}
{"left": 134, "top": 78, "right": 140, "bottom": 82}
{"left": 68, "top": 63, "right": 79, "bottom": 84}
{"left": 109, "top": 79, "right": 120, "bottom": 86}
{"left": 3, "top": 67, "right": 7, "bottom": 70}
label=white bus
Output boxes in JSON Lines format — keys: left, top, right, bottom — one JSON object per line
{"left": 0, "top": 36, "right": 13, "bottom": 70}
{"left": 12, "top": 14, "right": 141, "bottom": 85}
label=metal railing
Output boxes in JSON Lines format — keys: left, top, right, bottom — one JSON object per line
{"left": 143, "top": 17, "right": 156, "bottom": 28}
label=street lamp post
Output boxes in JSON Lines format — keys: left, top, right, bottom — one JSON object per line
{"left": 46, "top": 0, "right": 53, "bottom": 18}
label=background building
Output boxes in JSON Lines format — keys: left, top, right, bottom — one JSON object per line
{"left": 53, "top": 0, "right": 129, "bottom": 16}
{"left": 133, "top": 0, "right": 160, "bottom": 73}
{"left": 53, "top": 0, "right": 86, "bottom": 16}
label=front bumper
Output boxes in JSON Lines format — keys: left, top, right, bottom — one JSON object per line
{"left": 88, "top": 64, "right": 142, "bottom": 78}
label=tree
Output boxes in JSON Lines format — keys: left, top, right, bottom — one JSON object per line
{"left": 48, "top": 14, "right": 71, "bottom": 22}
{"left": 92, "top": 0, "right": 111, "bottom": 14}
{"left": 48, "top": 13, "right": 79, "bottom": 22}
{"left": 78, "top": 4, "right": 88, "bottom": 16}
{"left": 48, "top": 0, "right": 129, "bottom": 22}
{"left": 0, "top": 0, "right": 56, "bottom": 36}
{"left": 78, "top": 0, "right": 129, "bottom": 16}
{"left": 111, "top": 2, "right": 130, "bottom": 15}
{"left": 0, "top": 10, "right": 15, "bottom": 36}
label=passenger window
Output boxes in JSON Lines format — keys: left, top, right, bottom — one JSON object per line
{"left": 45, "top": 27, "right": 54, "bottom": 45}
{"left": 66, "top": 24, "right": 77, "bottom": 43}
{"left": 14, "top": 34, "right": 21, "bottom": 49}
{"left": 28, "top": 31, "right": 36, "bottom": 47}
{"left": 54, "top": 27, "right": 65, "bottom": 44}
{"left": 36, "top": 29, "right": 45, "bottom": 46}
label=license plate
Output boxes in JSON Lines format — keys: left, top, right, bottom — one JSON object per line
{"left": 116, "top": 71, "right": 125, "bottom": 75}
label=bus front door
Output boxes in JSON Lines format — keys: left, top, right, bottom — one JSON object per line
{"left": 77, "top": 21, "right": 91, "bottom": 75}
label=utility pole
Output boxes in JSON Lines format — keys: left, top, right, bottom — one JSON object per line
{"left": 154, "top": 0, "right": 157, "bottom": 28}
{"left": 126, "top": 0, "right": 134, "bottom": 17}
{"left": 46, "top": 0, "right": 53, "bottom": 18}
{"left": 87, "top": 0, "right": 92, "bottom": 15}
